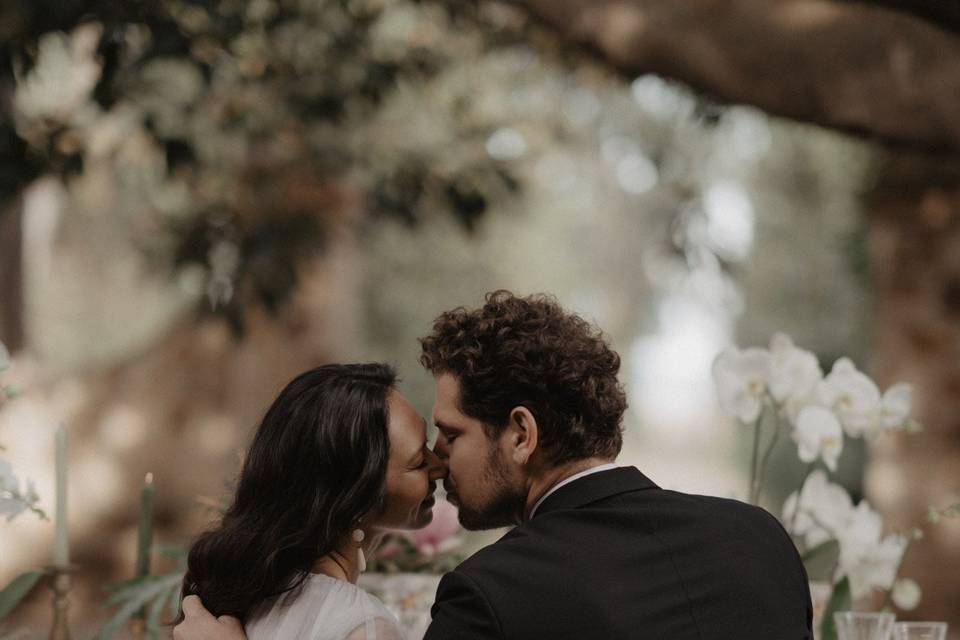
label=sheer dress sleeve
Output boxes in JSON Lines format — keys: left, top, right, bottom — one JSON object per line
{"left": 342, "top": 616, "right": 406, "bottom": 640}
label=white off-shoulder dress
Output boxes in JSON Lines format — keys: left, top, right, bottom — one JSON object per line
{"left": 245, "top": 573, "right": 406, "bottom": 640}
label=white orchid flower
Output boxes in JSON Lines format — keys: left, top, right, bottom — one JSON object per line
{"left": 0, "top": 460, "right": 40, "bottom": 522}
{"left": 0, "top": 460, "right": 26, "bottom": 521}
{"left": 0, "top": 341, "right": 10, "bottom": 372}
{"left": 0, "top": 459, "right": 14, "bottom": 490}
{"left": 791, "top": 406, "right": 843, "bottom": 471}
{"left": 712, "top": 346, "right": 771, "bottom": 423}
{"left": 768, "top": 333, "right": 823, "bottom": 411}
{"left": 836, "top": 500, "right": 907, "bottom": 599}
{"left": 782, "top": 470, "right": 853, "bottom": 548}
{"left": 891, "top": 578, "right": 922, "bottom": 610}
{"left": 838, "top": 499, "right": 884, "bottom": 552}
{"left": 879, "top": 383, "right": 912, "bottom": 431}
{"left": 816, "top": 358, "right": 882, "bottom": 438}
{"left": 842, "top": 534, "right": 906, "bottom": 600}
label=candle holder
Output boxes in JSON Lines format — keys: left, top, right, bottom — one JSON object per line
{"left": 46, "top": 565, "right": 77, "bottom": 640}
{"left": 129, "top": 616, "right": 146, "bottom": 640}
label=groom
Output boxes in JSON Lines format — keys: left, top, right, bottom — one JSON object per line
{"left": 176, "top": 291, "right": 812, "bottom": 639}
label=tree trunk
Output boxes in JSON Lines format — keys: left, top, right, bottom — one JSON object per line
{"left": 867, "top": 150, "right": 960, "bottom": 626}
{"left": 500, "top": 0, "right": 960, "bottom": 152}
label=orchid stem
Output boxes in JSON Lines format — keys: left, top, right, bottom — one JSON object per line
{"left": 748, "top": 411, "right": 763, "bottom": 504}
{"left": 790, "top": 463, "right": 815, "bottom": 534}
{"left": 754, "top": 403, "right": 782, "bottom": 504}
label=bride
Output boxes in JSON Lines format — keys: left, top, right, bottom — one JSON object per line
{"left": 179, "top": 363, "right": 446, "bottom": 639}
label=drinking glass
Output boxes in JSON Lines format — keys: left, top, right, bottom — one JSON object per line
{"left": 835, "top": 612, "right": 896, "bottom": 640}
{"left": 892, "top": 622, "right": 948, "bottom": 640}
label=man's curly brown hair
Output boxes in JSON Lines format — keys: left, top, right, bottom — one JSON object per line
{"left": 419, "top": 290, "right": 626, "bottom": 465}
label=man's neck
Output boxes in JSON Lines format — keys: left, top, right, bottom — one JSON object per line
{"left": 522, "top": 457, "right": 615, "bottom": 522}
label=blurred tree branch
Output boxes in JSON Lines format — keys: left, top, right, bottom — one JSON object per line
{"left": 850, "top": 0, "right": 960, "bottom": 33}
{"left": 0, "top": 0, "right": 522, "bottom": 333}
{"left": 498, "top": 0, "right": 960, "bottom": 152}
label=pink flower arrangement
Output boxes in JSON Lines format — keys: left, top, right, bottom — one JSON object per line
{"left": 369, "top": 499, "right": 465, "bottom": 573}
{"left": 408, "top": 499, "right": 462, "bottom": 556}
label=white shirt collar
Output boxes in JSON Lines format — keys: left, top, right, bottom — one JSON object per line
{"left": 528, "top": 463, "right": 619, "bottom": 519}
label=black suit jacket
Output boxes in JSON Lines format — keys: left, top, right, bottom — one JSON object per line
{"left": 424, "top": 466, "right": 812, "bottom": 639}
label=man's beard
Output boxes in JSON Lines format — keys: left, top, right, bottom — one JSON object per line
{"left": 456, "top": 446, "right": 526, "bottom": 531}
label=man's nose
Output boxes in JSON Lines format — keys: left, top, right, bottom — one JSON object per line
{"left": 432, "top": 435, "right": 449, "bottom": 460}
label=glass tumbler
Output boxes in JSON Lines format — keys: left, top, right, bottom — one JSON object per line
{"left": 835, "top": 612, "right": 896, "bottom": 640}
{"left": 892, "top": 622, "right": 948, "bottom": 640}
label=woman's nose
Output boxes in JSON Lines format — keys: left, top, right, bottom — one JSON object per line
{"left": 426, "top": 447, "right": 447, "bottom": 481}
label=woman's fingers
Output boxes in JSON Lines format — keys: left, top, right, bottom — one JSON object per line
{"left": 181, "top": 595, "right": 214, "bottom": 620}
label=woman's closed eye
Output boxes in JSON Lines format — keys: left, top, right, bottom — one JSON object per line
{"left": 412, "top": 444, "right": 432, "bottom": 469}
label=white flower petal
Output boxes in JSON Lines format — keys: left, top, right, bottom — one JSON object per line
{"left": 736, "top": 393, "right": 763, "bottom": 424}
{"left": 880, "top": 383, "right": 912, "bottom": 430}
{"left": 832, "top": 358, "right": 857, "bottom": 375}
{"left": 891, "top": 578, "right": 922, "bottom": 611}
{"left": 792, "top": 406, "right": 843, "bottom": 470}
{"left": 835, "top": 501, "right": 907, "bottom": 599}
{"left": 769, "top": 334, "right": 822, "bottom": 405}
{"left": 819, "top": 358, "right": 882, "bottom": 437}
{"left": 796, "top": 440, "right": 818, "bottom": 464}
{"left": 793, "top": 470, "right": 853, "bottom": 543}
{"left": 712, "top": 346, "right": 770, "bottom": 423}
{"left": 821, "top": 437, "right": 842, "bottom": 472}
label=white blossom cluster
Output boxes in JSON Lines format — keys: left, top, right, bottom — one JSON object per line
{"left": 713, "top": 332, "right": 913, "bottom": 472}
{"left": 783, "top": 470, "right": 906, "bottom": 599}
{"left": 712, "top": 332, "right": 918, "bottom": 604}
{"left": 0, "top": 342, "right": 42, "bottom": 522}
{"left": 0, "top": 459, "right": 40, "bottom": 522}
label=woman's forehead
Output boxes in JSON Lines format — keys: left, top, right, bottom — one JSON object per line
{"left": 388, "top": 391, "right": 427, "bottom": 441}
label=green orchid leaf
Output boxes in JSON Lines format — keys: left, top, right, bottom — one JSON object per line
{"left": 819, "top": 576, "right": 852, "bottom": 640}
{"left": 0, "top": 571, "right": 44, "bottom": 620}
{"left": 801, "top": 540, "right": 840, "bottom": 582}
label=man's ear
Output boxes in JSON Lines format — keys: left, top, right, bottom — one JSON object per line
{"left": 506, "top": 406, "right": 538, "bottom": 465}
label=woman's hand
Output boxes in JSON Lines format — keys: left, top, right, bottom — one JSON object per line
{"left": 173, "top": 595, "right": 247, "bottom": 640}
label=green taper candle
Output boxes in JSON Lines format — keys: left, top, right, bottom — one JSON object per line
{"left": 135, "top": 472, "right": 154, "bottom": 578}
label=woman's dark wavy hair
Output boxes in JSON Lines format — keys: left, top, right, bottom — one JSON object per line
{"left": 179, "top": 363, "right": 396, "bottom": 620}
{"left": 418, "top": 290, "right": 626, "bottom": 465}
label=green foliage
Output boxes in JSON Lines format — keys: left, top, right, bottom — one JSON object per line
{"left": 927, "top": 502, "right": 960, "bottom": 524}
{"left": 3, "top": 0, "right": 523, "bottom": 333}
{"left": 819, "top": 576, "right": 851, "bottom": 640}
{"left": 99, "top": 571, "right": 184, "bottom": 639}
{"left": 0, "top": 570, "right": 43, "bottom": 621}
{"left": 800, "top": 540, "right": 840, "bottom": 583}
{"left": 98, "top": 544, "right": 187, "bottom": 638}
